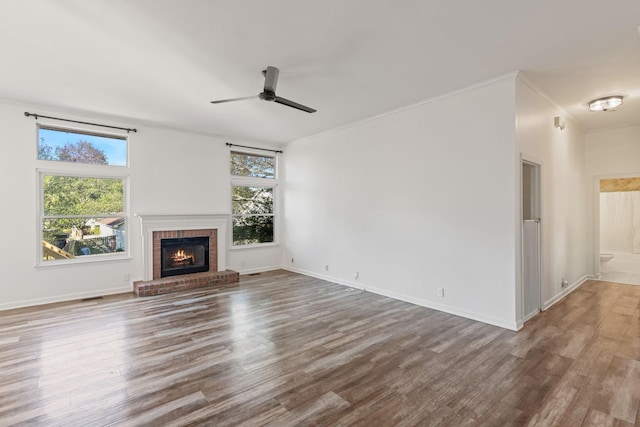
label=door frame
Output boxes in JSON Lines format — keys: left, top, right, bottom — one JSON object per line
{"left": 521, "top": 155, "right": 543, "bottom": 323}
{"left": 594, "top": 172, "right": 640, "bottom": 277}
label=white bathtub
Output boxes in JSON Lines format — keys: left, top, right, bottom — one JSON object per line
{"left": 606, "top": 252, "right": 640, "bottom": 274}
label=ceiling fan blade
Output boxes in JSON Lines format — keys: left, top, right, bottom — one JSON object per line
{"left": 263, "top": 66, "right": 279, "bottom": 93}
{"left": 274, "top": 96, "right": 317, "bottom": 113}
{"left": 210, "top": 95, "right": 258, "bottom": 104}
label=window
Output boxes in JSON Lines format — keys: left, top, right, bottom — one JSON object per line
{"left": 37, "top": 125, "right": 128, "bottom": 263}
{"left": 230, "top": 151, "right": 275, "bottom": 178}
{"left": 38, "top": 125, "right": 127, "bottom": 166}
{"left": 232, "top": 185, "right": 274, "bottom": 245}
{"left": 230, "top": 150, "right": 277, "bottom": 246}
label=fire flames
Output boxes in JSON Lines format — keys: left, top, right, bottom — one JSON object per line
{"left": 171, "top": 249, "right": 194, "bottom": 266}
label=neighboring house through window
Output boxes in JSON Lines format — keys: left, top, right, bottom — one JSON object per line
{"left": 37, "top": 125, "right": 129, "bottom": 264}
{"left": 230, "top": 150, "right": 276, "bottom": 246}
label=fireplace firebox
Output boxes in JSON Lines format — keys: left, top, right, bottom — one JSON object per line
{"left": 160, "top": 236, "right": 209, "bottom": 278}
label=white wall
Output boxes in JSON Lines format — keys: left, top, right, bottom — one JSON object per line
{"left": 515, "top": 78, "right": 590, "bottom": 317}
{"left": 0, "top": 100, "right": 281, "bottom": 310}
{"left": 283, "top": 76, "right": 519, "bottom": 329}
{"left": 586, "top": 125, "right": 640, "bottom": 176}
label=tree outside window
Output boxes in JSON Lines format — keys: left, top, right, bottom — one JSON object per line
{"left": 232, "top": 185, "right": 274, "bottom": 245}
{"left": 230, "top": 151, "right": 276, "bottom": 246}
{"left": 38, "top": 126, "right": 128, "bottom": 262}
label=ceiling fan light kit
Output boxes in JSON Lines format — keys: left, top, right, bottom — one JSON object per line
{"left": 588, "top": 95, "right": 623, "bottom": 112}
{"left": 211, "top": 66, "right": 316, "bottom": 113}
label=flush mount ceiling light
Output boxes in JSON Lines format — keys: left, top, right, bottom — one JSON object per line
{"left": 588, "top": 95, "right": 623, "bottom": 112}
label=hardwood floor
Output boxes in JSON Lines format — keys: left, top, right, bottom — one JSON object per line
{"left": 1, "top": 270, "right": 639, "bottom": 426}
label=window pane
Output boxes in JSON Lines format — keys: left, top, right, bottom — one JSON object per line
{"left": 230, "top": 151, "right": 275, "bottom": 178}
{"left": 42, "top": 217, "right": 126, "bottom": 260}
{"left": 43, "top": 176, "right": 124, "bottom": 216}
{"left": 232, "top": 186, "right": 273, "bottom": 215}
{"left": 232, "top": 216, "right": 274, "bottom": 245}
{"left": 38, "top": 126, "right": 127, "bottom": 166}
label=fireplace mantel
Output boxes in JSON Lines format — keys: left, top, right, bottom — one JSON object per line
{"left": 136, "top": 214, "right": 229, "bottom": 281}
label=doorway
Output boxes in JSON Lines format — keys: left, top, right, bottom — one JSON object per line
{"left": 597, "top": 176, "right": 640, "bottom": 285}
{"left": 522, "top": 159, "right": 541, "bottom": 322}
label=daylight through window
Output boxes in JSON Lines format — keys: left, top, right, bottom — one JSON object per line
{"left": 230, "top": 150, "right": 276, "bottom": 246}
{"left": 41, "top": 175, "right": 126, "bottom": 261}
{"left": 37, "top": 126, "right": 128, "bottom": 263}
{"left": 38, "top": 125, "right": 127, "bottom": 166}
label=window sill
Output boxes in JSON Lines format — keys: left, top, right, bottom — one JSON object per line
{"left": 35, "top": 254, "right": 132, "bottom": 269}
{"left": 230, "top": 243, "right": 279, "bottom": 251}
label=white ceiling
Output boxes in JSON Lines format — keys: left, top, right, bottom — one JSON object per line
{"left": 1, "top": 1, "right": 639, "bottom": 145}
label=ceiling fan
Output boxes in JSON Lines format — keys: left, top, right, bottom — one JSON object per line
{"left": 210, "top": 66, "right": 316, "bottom": 113}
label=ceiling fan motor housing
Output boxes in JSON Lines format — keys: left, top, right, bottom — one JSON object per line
{"left": 259, "top": 91, "right": 276, "bottom": 102}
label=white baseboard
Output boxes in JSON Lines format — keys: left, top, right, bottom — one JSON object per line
{"left": 0, "top": 285, "right": 133, "bottom": 312}
{"left": 543, "top": 274, "right": 591, "bottom": 310}
{"left": 8, "top": 267, "right": 584, "bottom": 332}
{"left": 283, "top": 266, "right": 519, "bottom": 331}
{"left": 234, "top": 265, "right": 282, "bottom": 275}
{"left": 0, "top": 266, "right": 281, "bottom": 312}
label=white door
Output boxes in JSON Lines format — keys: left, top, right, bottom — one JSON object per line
{"left": 522, "top": 161, "right": 541, "bottom": 321}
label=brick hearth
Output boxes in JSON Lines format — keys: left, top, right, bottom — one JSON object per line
{"left": 134, "top": 270, "right": 239, "bottom": 297}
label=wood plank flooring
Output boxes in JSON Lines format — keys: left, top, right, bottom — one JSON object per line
{"left": 1, "top": 270, "right": 640, "bottom": 426}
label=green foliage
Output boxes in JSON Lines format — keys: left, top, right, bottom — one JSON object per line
{"left": 232, "top": 186, "right": 273, "bottom": 215}
{"left": 233, "top": 216, "right": 274, "bottom": 245}
{"left": 44, "top": 176, "right": 124, "bottom": 216}
{"left": 230, "top": 151, "right": 275, "bottom": 178}
{"left": 232, "top": 185, "right": 274, "bottom": 245}
{"left": 230, "top": 151, "right": 276, "bottom": 245}
{"left": 42, "top": 176, "right": 124, "bottom": 243}
{"left": 40, "top": 139, "right": 126, "bottom": 259}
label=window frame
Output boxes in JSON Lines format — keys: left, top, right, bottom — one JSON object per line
{"left": 229, "top": 149, "right": 279, "bottom": 248}
{"left": 35, "top": 123, "right": 131, "bottom": 267}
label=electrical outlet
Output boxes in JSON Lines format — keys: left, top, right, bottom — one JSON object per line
{"left": 561, "top": 277, "right": 568, "bottom": 289}
{"left": 124, "top": 273, "right": 130, "bottom": 282}
{"left": 354, "top": 271, "right": 359, "bottom": 280}
{"left": 437, "top": 288, "right": 445, "bottom": 297}
{"left": 291, "top": 258, "right": 294, "bottom": 263}
{"left": 325, "top": 264, "right": 329, "bottom": 271}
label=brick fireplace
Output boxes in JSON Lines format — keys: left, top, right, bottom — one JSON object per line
{"left": 154, "top": 229, "right": 215, "bottom": 279}
{"left": 134, "top": 214, "right": 238, "bottom": 296}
